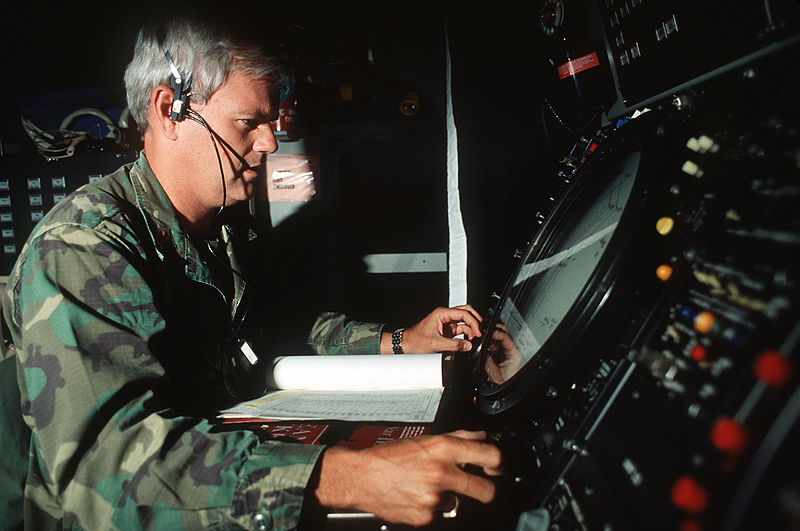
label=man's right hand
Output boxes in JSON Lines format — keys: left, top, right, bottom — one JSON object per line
{"left": 313, "top": 430, "right": 502, "bottom": 526}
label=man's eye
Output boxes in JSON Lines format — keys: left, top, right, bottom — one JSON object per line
{"left": 242, "top": 119, "right": 260, "bottom": 129}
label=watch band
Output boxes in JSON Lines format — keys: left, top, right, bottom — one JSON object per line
{"left": 391, "top": 329, "right": 404, "bottom": 354}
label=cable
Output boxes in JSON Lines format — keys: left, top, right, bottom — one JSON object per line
{"left": 184, "top": 108, "right": 229, "bottom": 253}
{"left": 183, "top": 107, "right": 258, "bottom": 273}
{"left": 21, "top": 116, "right": 88, "bottom": 160}
{"left": 182, "top": 107, "right": 260, "bottom": 400}
{"left": 21, "top": 108, "right": 122, "bottom": 160}
{"left": 59, "top": 108, "right": 120, "bottom": 143}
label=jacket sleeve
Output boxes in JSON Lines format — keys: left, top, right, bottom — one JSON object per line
{"left": 4, "top": 222, "right": 324, "bottom": 531}
{"left": 306, "top": 312, "right": 384, "bottom": 355}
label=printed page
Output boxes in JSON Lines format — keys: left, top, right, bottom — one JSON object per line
{"left": 220, "top": 387, "right": 444, "bottom": 423}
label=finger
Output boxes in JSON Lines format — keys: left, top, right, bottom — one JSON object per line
{"left": 444, "top": 317, "right": 482, "bottom": 340}
{"left": 491, "top": 327, "right": 510, "bottom": 340}
{"left": 447, "top": 467, "right": 497, "bottom": 504}
{"left": 485, "top": 358, "right": 506, "bottom": 384}
{"left": 443, "top": 433, "right": 504, "bottom": 478}
{"left": 455, "top": 307, "right": 483, "bottom": 331}
{"left": 424, "top": 336, "right": 472, "bottom": 353}
{"left": 445, "top": 429, "right": 487, "bottom": 441}
{"left": 436, "top": 337, "right": 473, "bottom": 352}
{"left": 500, "top": 333, "right": 517, "bottom": 350}
{"left": 450, "top": 304, "right": 483, "bottom": 324}
{"left": 436, "top": 307, "right": 483, "bottom": 333}
{"left": 446, "top": 322, "right": 480, "bottom": 340}
{"left": 400, "top": 330, "right": 470, "bottom": 354}
{"left": 435, "top": 432, "right": 503, "bottom": 472}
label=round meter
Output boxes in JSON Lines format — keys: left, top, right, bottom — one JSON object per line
{"left": 540, "top": 0, "right": 565, "bottom": 36}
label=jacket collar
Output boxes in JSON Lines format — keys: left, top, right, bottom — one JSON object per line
{"left": 125, "top": 152, "right": 254, "bottom": 317}
{"left": 127, "top": 151, "right": 214, "bottom": 287}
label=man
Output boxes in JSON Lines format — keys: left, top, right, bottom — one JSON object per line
{"left": 2, "top": 14, "right": 502, "bottom": 530}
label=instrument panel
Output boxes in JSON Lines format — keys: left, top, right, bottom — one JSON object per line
{"left": 468, "top": 2, "right": 800, "bottom": 529}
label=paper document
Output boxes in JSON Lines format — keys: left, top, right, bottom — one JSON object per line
{"left": 220, "top": 388, "right": 444, "bottom": 423}
{"left": 220, "top": 353, "right": 445, "bottom": 423}
{"left": 269, "top": 353, "right": 443, "bottom": 390}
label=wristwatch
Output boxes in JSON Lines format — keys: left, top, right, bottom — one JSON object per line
{"left": 391, "top": 329, "right": 404, "bottom": 354}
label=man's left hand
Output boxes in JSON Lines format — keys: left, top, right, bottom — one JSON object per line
{"left": 383, "top": 305, "right": 483, "bottom": 354}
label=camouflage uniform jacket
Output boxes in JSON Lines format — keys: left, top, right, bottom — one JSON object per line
{"left": 2, "top": 152, "right": 384, "bottom": 530}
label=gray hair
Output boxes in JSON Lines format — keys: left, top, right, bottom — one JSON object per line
{"left": 124, "top": 16, "right": 285, "bottom": 131}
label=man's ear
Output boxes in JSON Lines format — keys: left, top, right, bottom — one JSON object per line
{"left": 149, "top": 85, "right": 179, "bottom": 140}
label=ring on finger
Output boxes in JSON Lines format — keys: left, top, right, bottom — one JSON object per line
{"left": 441, "top": 495, "right": 459, "bottom": 519}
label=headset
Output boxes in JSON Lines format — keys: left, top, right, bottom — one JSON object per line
{"left": 164, "top": 49, "right": 192, "bottom": 122}
{"left": 161, "top": 43, "right": 253, "bottom": 171}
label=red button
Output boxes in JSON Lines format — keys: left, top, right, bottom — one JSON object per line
{"left": 671, "top": 476, "right": 708, "bottom": 514}
{"left": 753, "top": 350, "right": 792, "bottom": 387}
{"left": 711, "top": 417, "right": 748, "bottom": 455}
{"left": 690, "top": 344, "right": 707, "bottom": 362}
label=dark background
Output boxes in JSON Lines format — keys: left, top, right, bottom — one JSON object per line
{"left": 0, "top": 1, "right": 558, "bottom": 324}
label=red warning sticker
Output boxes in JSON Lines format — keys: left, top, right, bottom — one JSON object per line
{"left": 557, "top": 52, "right": 601, "bottom": 80}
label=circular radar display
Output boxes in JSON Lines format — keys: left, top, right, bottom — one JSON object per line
{"left": 508, "top": 151, "right": 638, "bottom": 358}
{"left": 473, "top": 119, "right": 664, "bottom": 415}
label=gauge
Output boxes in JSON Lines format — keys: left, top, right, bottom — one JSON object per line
{"left": 540, "top": 0, "right": 565, "bottom": 36}
{"left": 504, "top": 150, "right": 638, "bottom": 363}
{"left": 473, "top": 115, "right": 671, "bottom": 414}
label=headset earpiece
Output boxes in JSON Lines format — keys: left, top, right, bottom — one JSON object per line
{"left": 155, "top": 26, "right": 192, "bottom": 122}
{"left": 164, "top": 50, "right": 192, "bottom": 121}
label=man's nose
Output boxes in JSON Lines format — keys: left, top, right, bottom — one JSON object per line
{"left": 254, "top": 124, "right": 278, "bottom": 154}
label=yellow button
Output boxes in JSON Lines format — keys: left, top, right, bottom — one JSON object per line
{"left": 656, "top": 217, "right": 675, "bottom": 235}
{"left": 656, "top": 264, "right": 673, "bottom": 282}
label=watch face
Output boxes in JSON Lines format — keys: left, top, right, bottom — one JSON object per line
{"left": 480, "top": 148, "right": 641, "bottom": 392}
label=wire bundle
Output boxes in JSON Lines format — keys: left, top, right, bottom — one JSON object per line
{"left": 20, "top": 108, "right": 121, "bottom": 160}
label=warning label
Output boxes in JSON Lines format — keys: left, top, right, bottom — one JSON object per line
{"left": 557, "top": 52, "right": 601, "bottom": 80}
